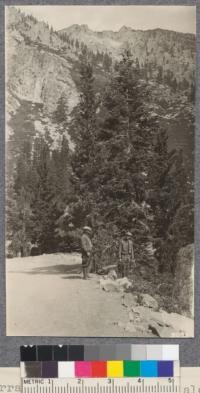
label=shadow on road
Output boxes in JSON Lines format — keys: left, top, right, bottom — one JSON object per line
{"left": 62, "top": 275, "right": 83, "bottom": 279}
{"left": 17, "top": 263, "right": 82, "bottom": 275}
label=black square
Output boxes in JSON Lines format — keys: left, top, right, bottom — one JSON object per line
{"left": 20, "top": 346, "right": 37, "bottom": 361}
{"left": 37, "top": 346, "right": 53, "bottom": 361}
{"left": 68, "top": 345, "right": 84, "bottom": 360}
{"left": 53, "top": 345, "right": 69, "bottom": 360}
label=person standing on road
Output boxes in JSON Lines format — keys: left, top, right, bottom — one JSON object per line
{"left": 118, "top": 231, "right": 135, "bottom": 277}
{"left": 81, "top": 226, "right": 93, "bottom": 280}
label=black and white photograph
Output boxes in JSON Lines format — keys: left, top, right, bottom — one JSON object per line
{"left": 5, "top": 5, "right": 195, "bottom": 337}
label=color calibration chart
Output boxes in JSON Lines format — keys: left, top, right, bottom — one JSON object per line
{"left": 21, "top": 345, "right": 180, "bottom": 393}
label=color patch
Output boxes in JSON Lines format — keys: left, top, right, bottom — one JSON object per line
{"left": 116, "top": 345, "right": 131, "bottom": 361}
{"left": 21, "top": 361, "right": 41, "bottom": 378}
{"left": 41, "top": 361, "right": 58, "bottom": 378}
{"left": 158, "top": 361, "right": 173, "bottom": 377}
{"left": 91, "top": 361, "right": 107, "bottom": 377}
{"left": 38, "top": 346, "right": 53, "bottom": 361}
{"left": 53, "top": 345, "right": 68, "bottom": 361}
{"left": 75, "top": 361, "right": 92, "bottom": 377}
{"left": 174, "top": 361, "right": 180, "bottom": 377}
{"left": 162, "top": 345, "right": 179, "bottom": 361}
{"left": 58, "top": 362, "right": 75, "bottom": 378}
{"left": 124, "top": 361, "right": 140, "bottom": 377}
{"left": 99, "top": 345, "right": 116, "bottom": 360}
{"left": 146, "top": 345, "right": 163, "bottom": 360}
{"left": 131, "top": 345, "right": 147, "bottom": 360}
{"left": 107, "top": 361, "right": 124, "bottom": 378}
{"left": 21, "top": 346, "right": 37, "bottom": 361}
{"left": 140, "top": 361, "right": 158, "bottom": 377}
{"left": 69, "top": 345, "right": 84, "bottom": 360}
{"left": 84, "top": 345, "right": 100, "bottom": 361}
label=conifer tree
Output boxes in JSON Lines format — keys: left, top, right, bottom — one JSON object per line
{"left": 53, "top": 93, "right": 69, "bottom": 130}
{"left": 30, "top": 137, "right": 59, "bottom": 253}
{"left": 70, "top": 53, "right": 98, "bottom": 228}
{"left": 6, "top": 140, "right": 33, "bottom": 256}
{"left": 92, "top": 49, "right": 160, "bottom": 267}
{"left": 149, "top": 128, "right": 193, "bottom": 273}
{"left": 70, "top": 49, "right": 161, "bottom": 269}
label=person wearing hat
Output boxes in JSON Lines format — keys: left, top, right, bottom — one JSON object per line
{"left": 118, "top": 230, "right": 135, "bottom": 277}
{"left": 81, "top": 226, "right": 93, "bottom": 279}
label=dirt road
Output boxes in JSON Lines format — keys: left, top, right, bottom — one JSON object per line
{"left": 6, "top": 253, "right": 134, "bottom": 336}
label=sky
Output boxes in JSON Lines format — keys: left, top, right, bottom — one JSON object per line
{"left": 16, "top": 5, "right": 196, "bottom": 34}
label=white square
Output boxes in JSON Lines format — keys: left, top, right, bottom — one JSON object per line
{"left": 20, "top": 362, "right": 26, "bottom": 378}
{"left": 162, "top": 345, "right": 179, "bottom": 360}
{"left": 174, "top": 361, "right": 180, "bottom": 377}
{"left": 58, "top": 361, "right": 75, "bottom": 377}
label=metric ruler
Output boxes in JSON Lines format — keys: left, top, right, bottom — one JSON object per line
{"left": 22, "top": 377, "right": 180, "bottom": 393}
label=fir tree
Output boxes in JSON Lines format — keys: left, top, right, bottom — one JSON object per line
{"left": 6, "top": 140, "right": 33, "bottom": 256}
{"left": 70, "top": 49, "right": 162, "bottom": 270}
{"left": 30, "top": 137, "right": 59, "bottom": 253}
{"left": 93, "top": 49, "right": 160, "bottom": 267}
{"left": 70, "top": 54, "right": 98, "bottom": 228}
{"left": 149, "top": 129, "right": 193, "bottom": 273}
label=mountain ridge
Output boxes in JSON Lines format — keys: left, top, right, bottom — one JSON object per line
{"left": 6, "top": 6, "right": 194, "bottom": 173}
{"left": 59, "top": 24, "right": 195, "bottom": 36}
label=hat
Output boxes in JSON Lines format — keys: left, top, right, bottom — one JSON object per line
{"left": 83, "top": 226, "right": 92, "bottom": 233}
{"left": 126, "top": 231, "right": 132, "bottom": 237}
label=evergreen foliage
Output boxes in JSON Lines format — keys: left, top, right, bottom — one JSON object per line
{"left": 6, "top": 49, "right": 194, "bottom": 277}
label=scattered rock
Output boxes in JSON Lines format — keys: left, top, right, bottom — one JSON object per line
{"left": 129, "top": 305, "right": 194, "bottom": 337}
{"left": 149, "top": 323, "right": 175, "bottom": 337}
{"left": 160, "top": 311, "right": 194, "bottom": 336}
{"left": 108, "top": 269, "right": 118, "bottom": 280}
{"left": 99, "top": 278, "right": 121, "bottom": 292}
{"left": 100, "top": 277, "right": 132, "bottom": 293}
{"left": 137, "top": 293, "right": 159, "bottom": 310}
{"left": 121, "top": 293, "right": 138, "bottom": 308}
{"left": 124, "top": 322, "right": 138, "bottom": 333}
{"left": 117, "top": 277, "right": 132, "bottom": 290}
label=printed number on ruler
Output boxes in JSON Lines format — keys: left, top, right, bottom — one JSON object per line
{"left": 22, "top": 377, "right": 180, "bottom": 393}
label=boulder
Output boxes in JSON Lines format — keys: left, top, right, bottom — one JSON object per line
{"left": 107, "top": 269, "right": 118, "bottom": 280}
{"left": 149, "top": 323, "right": 176, "bottom": 338}
{"left": 160, "top": 311, "right": 194, "bottom": 337}
{"left": 99, "top": 277, "right": 132, "bottom": 293}
{"left": 121, "top": 293, "right": 138, "bottom": 308}
{"left": 99, "top": 278, "right": 120, "bottom": 292}
{"left": 128, "top": 305, "right": 194, "bottom": 337}
{"left": 117, "top": 277, "right": 132, "bottom": 290}
{"left": 173, "top": 244, "right": 194, "bottom": 318}
{"left": 137, "top": 293, "right": 159, "bottom": 310}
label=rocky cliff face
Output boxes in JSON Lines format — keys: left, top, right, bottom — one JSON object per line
{"left": 6, "top": 6, "right": 195, "bottom": 168}
{"left": 6, "top": 7, "right": 79, "bottom": 119}
{"left": 6, "top": 6, "right": 80, "bottom": 152}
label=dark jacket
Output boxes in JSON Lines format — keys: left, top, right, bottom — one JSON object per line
{"left": 81, "top": 233, "right": 93, "bottom": 257}
{"left": 119, "top": 238, "right": 134, "bottom": 261}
